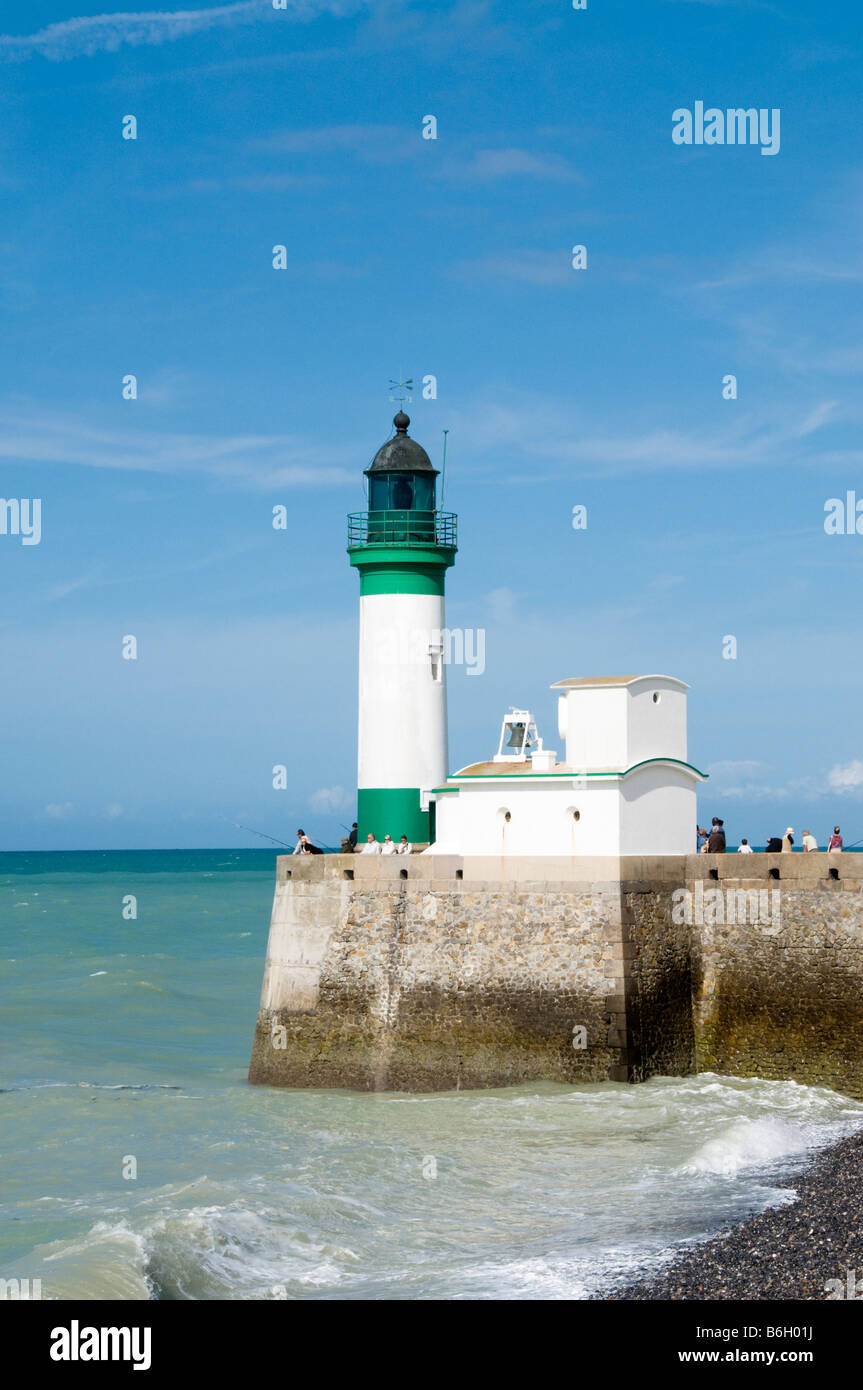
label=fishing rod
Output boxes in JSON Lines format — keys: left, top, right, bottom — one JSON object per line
{"left": 219, "top": 817, "right": 292, "bottom": 849}
{"left": 220, "top": 817, "right": 343, "bottom": 853}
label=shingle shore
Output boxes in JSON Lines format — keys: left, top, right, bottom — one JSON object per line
{"left": 605, "top": 1130, "right": 863, "bottom": 1301}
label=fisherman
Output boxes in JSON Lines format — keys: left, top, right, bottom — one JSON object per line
{"left": 292, "top": 829, "right": 310, "bottom": 855}
{"left": 348, "top": 822, "right": 358, "bottom": 849}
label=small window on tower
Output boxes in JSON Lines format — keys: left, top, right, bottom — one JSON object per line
{"left": 430, "top": 642, "right": 443, "bottom": 682}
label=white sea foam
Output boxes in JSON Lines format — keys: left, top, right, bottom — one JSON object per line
{"left": 681, "top": 1116, "right": 812, "bottom": 1177}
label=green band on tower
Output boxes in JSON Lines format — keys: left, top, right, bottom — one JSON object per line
{"left": 358, "top": 788, "right": 429, "bottom": 845}
{"left": 351, "top": 553, "right": 453, "bottom": 596}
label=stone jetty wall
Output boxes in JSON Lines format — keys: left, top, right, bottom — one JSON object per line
{"left": 248, "top": 852, "right": 863, "bottom": 1097}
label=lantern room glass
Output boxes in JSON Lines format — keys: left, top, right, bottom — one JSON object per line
{"left": 367, "top": 471, "right": 436, "bottom": 543}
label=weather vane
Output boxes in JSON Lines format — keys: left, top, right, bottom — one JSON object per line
{"left": 388, "top": 374, "right": 414, "bottom": 407}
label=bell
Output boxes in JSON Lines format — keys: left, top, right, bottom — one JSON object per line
{"left": 505, "top": 723, "right": 526, "bottom": 748}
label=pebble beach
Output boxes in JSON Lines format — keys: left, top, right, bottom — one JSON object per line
{"left": 609, "top": 1130, "right": 863, "bottom": 1301}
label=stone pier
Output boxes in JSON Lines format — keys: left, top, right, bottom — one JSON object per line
{"left": 248, "top": 853, "right": 863, "bottom": 1097}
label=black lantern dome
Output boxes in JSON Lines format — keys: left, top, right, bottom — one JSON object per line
{"left": 364, "top": 412, "right": 438, "bottom": 516}
{"left": 366, "top": 412, "right": 438, "bottom": 476}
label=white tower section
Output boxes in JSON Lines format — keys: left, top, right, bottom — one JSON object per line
{"left": 357, "top": 591, "right": 449, "bottom": 807}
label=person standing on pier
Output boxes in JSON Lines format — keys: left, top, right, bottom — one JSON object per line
{"left": 707, "top": 819, "right": 726, "bottom": 853}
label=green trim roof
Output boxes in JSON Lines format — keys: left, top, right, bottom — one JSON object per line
{"left": 432, "top": 757, "right": 708, "bottom": 792}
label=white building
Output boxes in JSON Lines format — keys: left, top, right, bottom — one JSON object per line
{"left": 427, "top": 675, "right": 706, "bottom": 857}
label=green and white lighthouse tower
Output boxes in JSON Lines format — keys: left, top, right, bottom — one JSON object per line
{"left": 348, "top": 411, "right": 457, "bottom": 845}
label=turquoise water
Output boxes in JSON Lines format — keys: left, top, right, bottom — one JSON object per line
{"left": 2, "top": 849, "right": 863, "bottom": 1301}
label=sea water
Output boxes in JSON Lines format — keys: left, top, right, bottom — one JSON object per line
{"left": 2, "top": 849, "right": 862, "bottom": 1301}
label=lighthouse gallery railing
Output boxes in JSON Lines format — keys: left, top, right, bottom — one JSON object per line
{"left": 347, "top": 510, "right": 457, "bottom": 549}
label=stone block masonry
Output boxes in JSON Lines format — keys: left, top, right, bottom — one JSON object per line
{"left": 248, "top": 853, "right": 863, "bottom": 1097}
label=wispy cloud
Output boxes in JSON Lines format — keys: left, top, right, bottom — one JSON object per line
{"left": 0, "top": 406, "right": 356, "bottom": 488}
{"left": 828, "top": 760, "right": 863, "bottom": 793}
{"left": 310, "top": 785, "right": 349, "bottom": 813}
{"left": 0, "top": 1, "right": 364, "bottom": 63}
{"left": 708, "top": 757, "right": 863, "bottom": 805}
{"left": 696, "top": 254, "right": 863, "bottom": 293}
{"left": 255, "top": 123, "right": 406, "bottom": 156}
{"left": 707, "top": 760, "right": 765, "bottom": 781}
{"left": 252, "top": 126, "right": 581, "bottom": 182}
{"left": 446, "top": 390, "right": 843, "bottom": 479}
{"left": 455, "top": 249, "right": 576, "bottom": 286}
{"left": 441, "top": 147, "right": 581, "bottom": 183}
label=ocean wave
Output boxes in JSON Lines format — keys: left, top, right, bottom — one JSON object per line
{"left": 0, "top": 1081, "right": 183, "bottom": 1093}
{"left": 20, "top": 1205, "right": 360, "bottom": 1301}
{"left": 19, "top": 1223, "right": 153, "bottom": 1301}
{"left": 680, "top": 1116, "right": 816, "bottom": 1177}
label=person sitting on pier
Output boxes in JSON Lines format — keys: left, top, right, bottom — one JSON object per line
{"left": 397, "top": 835, "right": 412, "bottom": 855}
{"left": 292, "top": 829, "right": 310, "bottom": 855}
{"left": 802, "top": 829, "right": 818, "bottom": 853}
{"left": 706, "top": 818, "right": 726, "bottom": 853}
{"left": 361, "top": 833, "right": 382, "bottom": 854}
{"left": 381, "top": 834, "right": 398, "bottom": 855}
{"left": 737, "top": 838, "right": 753, "bottom": 854}
{"left": 765, "top": 835, "right": 783, "bottom": 853}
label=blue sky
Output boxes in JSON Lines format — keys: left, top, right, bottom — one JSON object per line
{"left": 2, "top": 0, "right": 863, "bottom": 851}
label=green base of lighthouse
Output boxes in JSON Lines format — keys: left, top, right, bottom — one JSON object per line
{"left": 358, "top": 788, "right": 429, "bottom": 846}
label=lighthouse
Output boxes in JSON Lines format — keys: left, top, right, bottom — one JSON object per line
{"left": 348, "top": 411, "right": 457, "bottom": 845}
